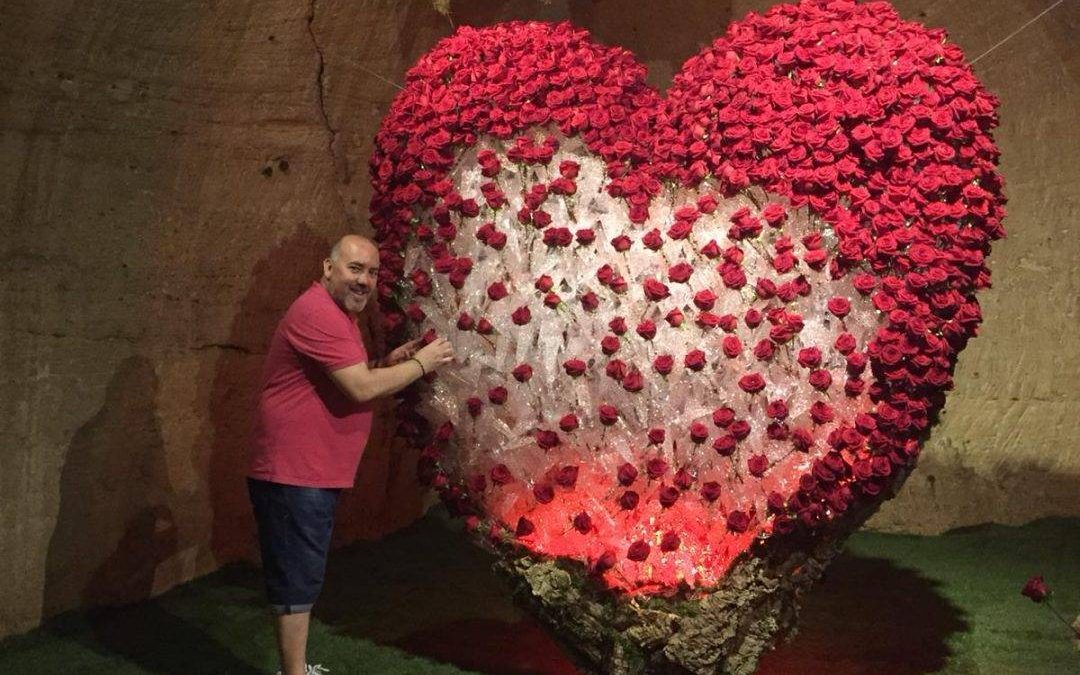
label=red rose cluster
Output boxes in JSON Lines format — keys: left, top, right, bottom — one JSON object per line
{"left": 372, "top": 0, "right": 1004, "bottom": 594}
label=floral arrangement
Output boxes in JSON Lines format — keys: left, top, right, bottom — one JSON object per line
{"left": 368, "top": 0, "right": 1005, "bottom": 595}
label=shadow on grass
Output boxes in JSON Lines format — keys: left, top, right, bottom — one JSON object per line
{"left": 756, "top": 553, "right": 968, "bottom": 675}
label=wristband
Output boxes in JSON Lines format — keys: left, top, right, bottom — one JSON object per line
{"left": 410, "top": 357, "right": 426, "bottom": 376}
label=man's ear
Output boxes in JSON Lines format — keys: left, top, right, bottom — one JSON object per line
{"left": 322, "top": 257, "right": 333, "bottom": 278}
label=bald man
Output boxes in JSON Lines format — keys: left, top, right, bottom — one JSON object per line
{"left": 248, "top": 235, "right": 454, "bottom": 675}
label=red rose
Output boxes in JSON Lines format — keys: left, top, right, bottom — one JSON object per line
{"left": 722, "top": 336, "right": 743, "bottom": 358}
{"left": 752, "top": 339, "right": 775, "bottom": 362}
{"left": 747, "top": 454, "right": 769, "bottom": 477}
{"left": 535, "top": 430, "right": 560, "bottom": 450}
{"left": 700, "top": 240, "right": 721, "bottom": 258}
{"left": 647, "top": 427, "right": 666, "bottom": 444}
{"left": 668, "top": 262, "right": 694, "bottom": 283}
{"left": 808, "top": 369, "right": 833, "bottom": 390}
{"left": 766, "top": 399, "right": 789, "bottom": 419}
{"left": 726, "top": 510, "right": 751, "bottom": 533}
{"left": 646, "top": 457, "right": 668, "bottom": 480}
{"left": 488, "top": 386, "right": 507, "bottom": 404}
{"left": 609, "top": 316, "right": 628, "bottom": 335}
{"left": 659, "top": 485, "right": 680, "bottom": 508}
{"left": 466, "top": 396, "right": 483, "bottom": 417}
{"left": 487, "top": 281, "right": 508, "bottom": 301}
{"left": 563, "top": 359, "right": 587, "bottom": 377}
{"left": 532, "top": 209, "right": 552, "bottom": 227}
{"left": 674, "top": 468, "right": 694, "bottom": 490}
{"left": 667, "top": 220, "right": 693, "bottom": 240}
{"left": 543, "top": 292, "right": 561, "bottom": 309}
{"left": 542, "top": 227, "right": 573, "bottom": 247}
{"left": 809, "top": 401, "right": 835, "bottom": 424}
{"left": 700, "top": 481, "right": 722, "bottom": 502}
{"left": 1021, "top": 575, "right": 1049, "bottom": 603}
{"left": 712, "top": 407, "right": 735, "bottom": 427}
{"left": 598, "top": 404, "right": 619, "bottom": 426}
{"left": 591, "top": 550, "right": 617, "bottom": 575}
{"left": 636, "top": 320, "right": 657, "bottom": 340}
{"left": 643, "top": 278, "right": 670, "bottom": 301}
{"left": 642, "top": 228, "right": 664, "bottom": 250}
{"left": 827, "top": 296, "right": 852, "bottom": 317}
{"left": 622, "top": 369, "right": 644, "bottom": 392}
{"left": 684, "top": 349, "right": 706, "bottom": 371}
{"left": 559, "top": 160, "right": 579, "bottom": 179}
{"left": 745, "top": 308, "right": 763, "bottom": 327}
{"left": 601, "top": 335, "right": 621, "bottom": 355}
{"left": 694, "top": 289, "right": 717, "bottom": 310}
{"left": 617, "top": 463, "right": 639, "bottom": 486}
{"left": 611, "top": 235, "right": 632, "bottom": 251}
{"left": 511, "top": 306, "right": 532, "bottom": 325}
{"left": 619, "top": 490, "right": 640, "bottom": 510}
{"left": 797, "top": 347, "right": 822, "bottom": 368}
{"left": 660, "top": 531, "right": 681, "bottom": 552}
{"left": 665, "top": 308, "right": 684, "bottom": 327}
{"left": 739, "top": 373, "right": 766, "bottom": 394}
{"left": 572, "top": 511, "right": 591, "bottom": 534}
{"left": 512, "top": 363, "right": 533, "bottom": 382}
{"left": 627, "top": 540, "right": 651, "bottom": 562}
{"left": 490, "top": 463, "right": 513, "bottom": 485}
{"left": 580, "top": 291, "right": 599, "bottom": 311}
{"left": 555, "top": 465, "right": 579, "bottom": 488}
{"left": 535, "top": 274, "right": 554, "bottom": 292}
{"left": 515, "top": 516, "right": 535, "bottom": 537}
{"left": 456, "top": 312, "right": 474, "bottom": 331}
{"left": 533, "top": 483, "right": 554, "bottom": 504}
{"left": 559, "top": 413, "right": 579, "bottom": 432}
{"left": 653, "top": 354, "right": 674, "bottom": 375}
{"left": 605, "top": 359, "right": 627, "bottom": 381}
{"left": 575, "top": 228, "right": 595, "bottom": 245}
{"left": 761, "top": 203, "right": 787, "bottom": 226}
{"left": 434, "top": 421, "right": 454, "bottom": 442}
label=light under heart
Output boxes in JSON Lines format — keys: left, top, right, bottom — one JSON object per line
{"left": 405, "top": 133, "right": 885, "bottom": 592}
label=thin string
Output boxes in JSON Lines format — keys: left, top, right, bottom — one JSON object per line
{"left": 971, "top": 0, "right": 1067, "bottom": 64}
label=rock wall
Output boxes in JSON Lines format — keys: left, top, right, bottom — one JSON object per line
{"left": 1, "top": 0, "right": 1077, "bottom": 638}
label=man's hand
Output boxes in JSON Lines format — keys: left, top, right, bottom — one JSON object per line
{"left": 381, "top": 337, "right": 423, "bottom": 367}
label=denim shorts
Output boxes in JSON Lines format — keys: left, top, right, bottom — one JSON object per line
{"left": 247, "top": 477, "right": 341, "bottom": 615}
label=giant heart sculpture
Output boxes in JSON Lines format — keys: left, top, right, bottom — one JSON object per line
{"left": 368, "top": 1, "right": 1005, "bottom": 672}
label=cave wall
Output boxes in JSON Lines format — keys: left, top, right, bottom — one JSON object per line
{"left": 1, "top": 0, "right": 1077, "bottom": 638}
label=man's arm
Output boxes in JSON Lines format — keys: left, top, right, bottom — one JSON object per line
{"left": 328, "top": 336, "right": 455, "bottom": 404}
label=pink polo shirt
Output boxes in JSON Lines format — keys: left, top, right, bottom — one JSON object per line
{"left": 249, "top": 282, "right": 373, "bottom": 488}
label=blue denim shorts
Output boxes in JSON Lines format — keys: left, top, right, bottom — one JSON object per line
{"left": 247, "top": 478, "right": 341, "bottom": 615}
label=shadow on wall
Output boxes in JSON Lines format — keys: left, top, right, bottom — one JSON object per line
{"left": 42, "top": 355, "right": 176, "bottom": 618}
{"left": 203, "top": 223, "right": 331, "bottom": 564}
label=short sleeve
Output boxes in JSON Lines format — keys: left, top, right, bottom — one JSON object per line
{"left": 282, "top": 303, "right": 367, "bottom": 372}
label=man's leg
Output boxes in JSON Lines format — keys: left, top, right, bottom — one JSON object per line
{"left": 275, "top": 611, "right": 310, "bottom": 675}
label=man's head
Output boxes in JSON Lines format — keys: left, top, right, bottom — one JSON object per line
{"left": 322, "top": 235, "right": 379, "bottom": 316}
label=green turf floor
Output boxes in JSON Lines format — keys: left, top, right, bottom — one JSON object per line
{"left": 2, "top": 513, "right": 1077, "bottom": 674}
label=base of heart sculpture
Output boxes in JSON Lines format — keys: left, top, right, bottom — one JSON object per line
{"left": 482, "top": 478, "right": 902, "bottom": 675}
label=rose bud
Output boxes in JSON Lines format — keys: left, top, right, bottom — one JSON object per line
{"left": 660, "top": 531, "right": 681, "bottom": 552}
{"left": 730, "top": 420, "right": 751, "bottom": 440}
{"left": 642, "top": 228, "right": 664, "bottom": 250}
{"left": 533, "top": 483, "right": 555, "bottom": 504}
{"left": 673, "top": 468, "right": 694, "bottom": 491}
{"left": 756, "top": 278, "right": 777, "bottom": 299}
{"left": 598, "top": 404, "right": 619, "bottom": 426}
{"left": 752, "top": 339, "right": 775, "bottom": 361}
{"left": 572, "top": 511, "right": 592, "bottom": 534}
{"left": 668, "top": 262, "right": 694, "bottom": 283}
{"left": 689, "top": 421, "right": 709, "bottom": 444}
{"left": 601, "top": 335, "right": 621, "bottom": 355}
{"left": 611, "top": 235, "right": 632, "bottom": 251}
{"left": 487, "top": 281, "right": 509, "bottom": 301}
{"left": 653, "top": 354, "right": 674, "bottom": 375}
{"left": 696, "top": 312, "right": 721, "bottom": 329}
{"left": 534, "top": 274, "right": 554, "bottom": 292}
{"left": 646, "top": 457, "right": 668, "bottom": 480}
{"left": 622, "top": 369, "right": 644, "bottom": 392}
{"left": 684, "top": 349, "right": 706, "bottom": 371}
{"left": 559, "top": 160, "right": 580, "bottom": 179}
{"left": 558, "top": 413, "right": 579, "bottom": 432}
{"left": 766, "top": 399, "right": 789, "bottom": 420}
{"left": 700, "top": 240, "right": 721, "bottom": 258}
{"left": 580, "top": 291, "right": 599, "bottom": 311}
{"left": 1021, "top": 575, "right": 1049, "bottom": 603}
{"left": 835, "top": 332, "right": 857, "bottom": 354}
{"left": 576, "top": 228, "right": 595, "bottom": 245}
{"left": 609, "top": 275, "right": 628, "bottom": 293}
{"left": 804, "top": 248, "right": 828, "bottom": 270}
{"left": 533, "top": 209, "right": 552, "bottom": 227}
{"left": 488, "top": 386, "right": 507, "bottom": 404}
{"left": 535, "top": 430, "right": 561, "bottom": 450}
{"left": 713, "top": 434, "right": 736, "bottom": 456}
{"left": 645, "top": 428, "right": 666, "bottom": 446}
{"left": 511, "top": 306, "right": 532, "bottom": 325}
{"left": 810, "top": 401, "right": 835, "bottom": 424}
{"left": 605, "top": 359, "right": 627, "bottom": 381}
{"left": 617, "top": 463, "right": 639, "bottom": 486}
{"left": 555, "top": 465, "right": 579, "bottom": 488}
{"left": 844, "top": 378, "right": 865, "bottom": 397}
{"left": 808, "top": 369, "right": 833, "bottom": 390}
{"left": 542, "top": 226, "right": 573, "bottom": 247}
{"left": 563, "top": 359, "right": 587, "bottom": 377}
{"left": 762, "top": 203, "right": 786, "bottom": 226}
{"left": 456, "top": 312, "right": 475, "bottom": 331}
{"left": 697, "top": 194, "right": 718, "bottom": 214}
{"left": 511, "top": 363, "right": 533, "bottom": 382}
{"left": 643, "top": 278, "right": 670, "bottom": 301}
{"left": 791, "top": 427, "right": 814, "bottom": 451}
{"left": 627, "top": 540, "right": 651, "bottom": 562}
{"left": 608, "top": 316, "right": 628, "bottom": 335}
{"left": 490, "top": 463, "right": 513, "bottom": 485}
{"left": 543, "top": 291, "right": 561, "bottom": 309}
{"left": 466, "top": 397, "right": 483, "bottom": 417}
{"left": 619, "top": 490, "right": 640, "bottom": 510}
{"left": 515, "top": 516, "right": 535, "bottom": 537}
{"left": 665, "top": 308, "right": 685, "bottom": 327}
{"left": 797, "top": 346, "right": 822, "bottom": 368}
{"left": 827, "top": 296, "right": 851, "bottom": 318}
{"left": 700, "top": 481, "right": 722, "bottom": 502}
{"left": 722, "top": 335, "right": 742, "bottom": 358}
{"left": 745, "top": 308, "right": 763, "bottom": 328}
{"left": 748, "top": 454, "right": 769, "bottom": 477}
{"left": 738, "top": 373, "right": 767, "bottom": 394}
{"left": 659, "top": 485, "right": 680, "bottom": 508}
{"left": 636, "top": 320, "right": 657, "bottom": 340}
{"left": 475, "top": 317, "right": 494, "bottom": 335}
{"left": 712, "top": 407, "right": 735, "bottom": 427}
{"left": 694, "top": 289, "right": 717, "bottom": 310}
{"left": 591, "top": 550, "right": 617, "bottom": 575}
{"left": 726, "top": 510, "right": 751, "bottom": 533}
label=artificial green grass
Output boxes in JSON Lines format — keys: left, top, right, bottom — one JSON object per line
{"left": 2, "top": 514, "right": 1077, "bottom": 674}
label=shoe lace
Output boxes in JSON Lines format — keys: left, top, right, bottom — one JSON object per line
{"left": 307, "top": 666, "right": 330, "bottom": 675}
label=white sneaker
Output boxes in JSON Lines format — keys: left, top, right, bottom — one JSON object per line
{"left": 274, "top": 666, "right": 329, "bottom": 675}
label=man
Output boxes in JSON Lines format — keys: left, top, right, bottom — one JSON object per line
{"left": 248, "top": 234, "right": 454, "bottom": 675}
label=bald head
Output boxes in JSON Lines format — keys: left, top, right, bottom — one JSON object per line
{"left": 322, "top": 235, "right": 379, "bottom": 315}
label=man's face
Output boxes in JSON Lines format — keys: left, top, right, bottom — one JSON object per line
{"left": 322, "top": 239, "right": 379, "bottom": 316}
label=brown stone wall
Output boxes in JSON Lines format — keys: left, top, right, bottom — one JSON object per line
{"left": 1, "top": 0, "right": 1077, "bottom": 637}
